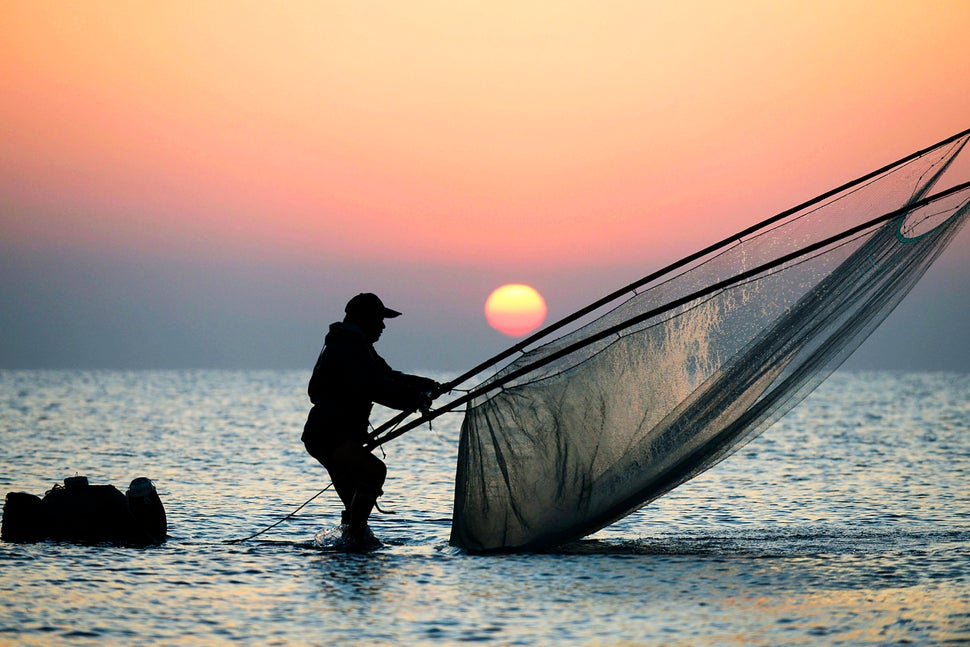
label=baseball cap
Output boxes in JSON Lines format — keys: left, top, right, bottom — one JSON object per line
{"left": 345, "top": 293, "right": 402, "bottom": 319}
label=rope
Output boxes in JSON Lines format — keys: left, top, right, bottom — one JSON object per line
{"left": 226, "top": 388, "right": 476, "bottom": 544}
{"left": 224, "top": 482, "right": 333, "bottom": 544}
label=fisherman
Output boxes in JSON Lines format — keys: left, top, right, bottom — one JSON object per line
{"left": 302, "top": 293, "right": 439, "bottom": 545}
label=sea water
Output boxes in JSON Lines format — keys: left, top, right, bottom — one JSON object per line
{"left": 0, "top": 370, "right": 967, "bottom": 645}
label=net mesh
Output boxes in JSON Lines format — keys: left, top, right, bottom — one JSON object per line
{"left": 451, "top": 134, "right": 970, "bottom": 552}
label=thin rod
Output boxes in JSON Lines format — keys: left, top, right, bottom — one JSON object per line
{"left": 366, "top": 180, "right": 970, "bottom": 449}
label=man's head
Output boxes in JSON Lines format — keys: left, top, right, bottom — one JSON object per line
{"left": 344, "top": 293, "right": 401, "bottom": 343}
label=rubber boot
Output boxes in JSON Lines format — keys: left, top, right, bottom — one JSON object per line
{"left": 344, "top": 492, "right": 380, "bottom": 549}
{"left": 347, "top": 492, "right": 375, "bottom": 535}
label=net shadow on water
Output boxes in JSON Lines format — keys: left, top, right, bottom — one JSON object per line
{"left": 557, "top": 526, "right": 970, "bottom": 560}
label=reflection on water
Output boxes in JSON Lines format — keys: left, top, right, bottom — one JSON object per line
{"left": 311, "top": 552, "right": 396, "bottom": 601}
{"left": 0, "top": 370, "right": 968, "bottom": 644}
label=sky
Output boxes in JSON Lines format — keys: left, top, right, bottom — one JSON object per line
{"left": 1, "top": 1, "right": 969, "bottom": 373}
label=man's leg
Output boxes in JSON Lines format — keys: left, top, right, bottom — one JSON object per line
{"left": 346, "top": 452, "right": 387, "bottom": 535}
{"left": 309, "top": 440, "right": 357, "bottom": 523}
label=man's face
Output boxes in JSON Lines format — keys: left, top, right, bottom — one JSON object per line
{"left": 359, "top": 316, "right": 386, "bottom": 343}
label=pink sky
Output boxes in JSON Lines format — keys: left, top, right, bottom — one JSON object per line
{"left": 1, "top": 2, "right": 968, "bottom": 369}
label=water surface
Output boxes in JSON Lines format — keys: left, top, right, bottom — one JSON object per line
{"left": 1, "top": 370, "right": 968, "bottom": 644}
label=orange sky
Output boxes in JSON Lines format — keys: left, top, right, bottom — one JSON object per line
{"left": 1, "top": 1, "right": 968, "bottom": 370}
{"left": 3, "top": 1, "right": 968, "bottom": 270}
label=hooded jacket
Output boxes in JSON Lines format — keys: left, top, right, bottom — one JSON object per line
{"left": 302, "top": 321, "right": 434, "bottom": 454}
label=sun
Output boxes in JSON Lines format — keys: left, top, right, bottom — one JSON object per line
{"left": 484, "top": 284, "right": 548, "bottom": 337}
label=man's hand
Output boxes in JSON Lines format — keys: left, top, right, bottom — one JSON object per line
{"left": 417, "top": 391, "right": 434, "bottom": 416}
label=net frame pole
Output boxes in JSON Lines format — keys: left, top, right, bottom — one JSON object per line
{"left": 366, "top": 181, "right": 970, "bottom": 449}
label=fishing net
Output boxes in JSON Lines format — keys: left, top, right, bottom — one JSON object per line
{"left": 450, "top": 132, "right": 970, "bottom": 552}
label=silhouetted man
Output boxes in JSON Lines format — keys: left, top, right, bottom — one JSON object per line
{"left": 302, "top": 293, "right": 438, "bottom": 546}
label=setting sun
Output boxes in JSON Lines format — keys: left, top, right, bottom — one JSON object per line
{"left": 485, "top": 284, "right": 548, "bottom": 337}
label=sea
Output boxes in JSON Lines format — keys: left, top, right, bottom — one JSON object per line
{"left": 0, "top": 369, "right": 967, "bottom": 646}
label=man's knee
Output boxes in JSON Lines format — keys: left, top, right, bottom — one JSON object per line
{"left": 369, "top": 456, "right": 387, "bottom": 482}
{"left": 360, "top": 455, "right": 387, "bottom": 498}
